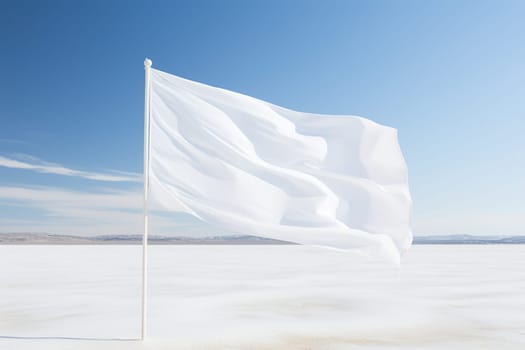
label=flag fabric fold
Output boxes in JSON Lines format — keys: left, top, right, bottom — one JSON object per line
{"left": 148, "top": 68, "right": 412, "bottom": 263}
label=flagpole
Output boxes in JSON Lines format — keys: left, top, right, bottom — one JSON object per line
{"left": 142, "top": 57, "right": 152, "bottom": 340}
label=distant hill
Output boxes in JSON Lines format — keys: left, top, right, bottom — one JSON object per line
{"left": 0, "top": 232, "right": 293, "bottom": 245}
{"left": 1, "top": 233, "right": 524, "bottom": 245}
{"left": 413, "top": 234, "right": 525, "bottom": 244}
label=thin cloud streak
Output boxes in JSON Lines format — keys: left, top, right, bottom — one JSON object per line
{"left": 0, "top": 186, "right": 142, "bottom": 210}
{"left": 0, "top": 139, "right": 28, "bottom": 145}
{"left": 0, "top": 186, "right": 199, "bottom": 236}
{"left": 0, "top": 155, "right": 141, "bottom": 183}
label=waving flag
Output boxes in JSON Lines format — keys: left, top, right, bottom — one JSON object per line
{"left": 146, "top": 68, "right": 412, "bottom": 263}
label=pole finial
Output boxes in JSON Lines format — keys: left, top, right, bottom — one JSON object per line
{"left": 144, "top": 58, "right": 152, "bottom": 68}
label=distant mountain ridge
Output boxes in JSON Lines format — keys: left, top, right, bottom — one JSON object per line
{"left": 0, "top": 232, "right": 292, "bottom": 245}
{"left": 1, "top": 233, "right": 524, "bottom": 245}
{"left": 413, "top": 234, "right": 525, "bottom": 244}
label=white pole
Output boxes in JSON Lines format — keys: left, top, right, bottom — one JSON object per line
{"left": 142, "top": 57, "right": 152, "bottom": 340}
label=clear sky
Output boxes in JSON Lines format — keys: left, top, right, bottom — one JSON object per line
{"left": 1, "top": 0, "right": 524, "bottom": 236}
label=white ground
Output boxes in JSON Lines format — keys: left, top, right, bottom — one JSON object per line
{"left": 1, "top": 245, "right": 524, "bottom": 349}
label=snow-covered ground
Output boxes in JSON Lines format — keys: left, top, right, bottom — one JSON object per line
{"left": 1, "top": 245, "right": 524, "bottom": 349}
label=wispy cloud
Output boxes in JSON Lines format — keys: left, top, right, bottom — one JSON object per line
{"left": 0, "top": 185, "right": 205, "bottom": 236}
{"left": 0, "top": 185, "right": 144, "bottom": 234}
{"left": 0, "top": 155, "right": 141, "bottom": 183}
{"left": 0, "top": 185, "right": 141, "bottom": 210}
{"left": 0, "top": 139, "right": 28, "bottom": 145}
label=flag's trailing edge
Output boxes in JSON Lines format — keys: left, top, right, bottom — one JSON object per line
{"left": 147, "top": 68, "right": 412, "bottom": 263}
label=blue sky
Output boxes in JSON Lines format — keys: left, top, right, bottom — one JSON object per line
{"left": 1, "top": 0, "right": 524, "bottom": 236}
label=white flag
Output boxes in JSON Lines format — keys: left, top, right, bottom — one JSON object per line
{"left": 148, "top": 69, "right": 412, "bottom": 263}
